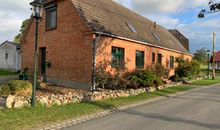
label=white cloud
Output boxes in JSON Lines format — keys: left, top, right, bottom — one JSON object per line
{"left": 130, "top": 0, "right": 207, "bottom": 15}
{"left": 0, "top": 0, "right": 31, "bottom": 43}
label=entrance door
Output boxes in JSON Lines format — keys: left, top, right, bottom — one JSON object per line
{"left": 40, "top": 47, "right": 46, "bottom": 76}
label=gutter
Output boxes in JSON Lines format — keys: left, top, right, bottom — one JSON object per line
{"left": 94, "top": 31, "right": 193, "bottom": 57}
{"left": 91, "top": 33, "right": 102, "bottom": 92}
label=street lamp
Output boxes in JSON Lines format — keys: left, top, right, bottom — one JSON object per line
{"left": 30, "top": 0, "right": 43, "bottom": 107}
{"left": 207, "top": 50, "right": 210, "bottom": 79}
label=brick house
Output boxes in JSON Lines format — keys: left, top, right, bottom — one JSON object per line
{"left": 22, "top": 0, "right": 192, "bottom": 90}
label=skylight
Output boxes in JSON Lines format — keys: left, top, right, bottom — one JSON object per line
{"left": 152, "top": 32, "right": 160, "bottom": 41}
{"left": 126, "top": 22, "right": 137, "bottom": 33}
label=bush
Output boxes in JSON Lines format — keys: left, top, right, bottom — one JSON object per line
{"left": 150, "top": 63, "right": 168, "bottom": 78}
{"left": 96, "top": 61, "right": 127, "bottom": 90}
{"left": 171, "top": 59, "right": 201, "bottom": 82}
{"left": 124, "top": 69, "right": 163, "bottom": 89}
{"left": 0, "top": 80, "right": 32, "bottom": 96}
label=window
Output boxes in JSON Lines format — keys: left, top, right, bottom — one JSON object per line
{"left": 5, "top": 53, "right": 8, "bottom": 60}
{"left": 136, "top": 51, "right": 144, "bottom": 68}
{"left": 152, "top": 52, "right": 155, "bottom": 63}
{"left": 170, "top": 56, "right": 174, "bottom": 69}
{"left": 158, "top": 53, "right": 162, "bottom": 64}
{"left": 126, "top": 22, "right": 137, "bottom": 33}
{"left": 152, "top": 32, "right": 160, "bottom": 41}
{"left": 46, "top": 6, "right": 57, "bottom": 30}
{"left": 111, "top": 47, "right": 125, "bottom": 68}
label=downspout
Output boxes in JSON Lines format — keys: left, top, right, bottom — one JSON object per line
{"left": 92, "top": 33, "right": 101, "bottom": 92}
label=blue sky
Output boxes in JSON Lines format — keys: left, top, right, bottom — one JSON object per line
{"left": 0, "top": 0, "right": 220, "bottom": 53}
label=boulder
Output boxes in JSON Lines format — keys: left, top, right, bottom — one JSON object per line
{"left": 52, "top": 99, "right": 62, "bottom": 106}
{"left": 14, "top": 100, "right": 28, "bottom": 109}
{"left": 72, "top": 97, "right": 80, "bottom": 103}
{"left": 129, "top": 89, "right": 135, "bottom": 95}
{"left": 39, "top": 97, "right": 49, "bottom": 106}
{"left": 62, "top": 99, "right": 68, "bottom": 105}
{"left": 6, "top": 95, "right": 15, "bottom": 109}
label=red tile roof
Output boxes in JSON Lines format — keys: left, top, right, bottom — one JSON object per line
{"left": 215, "top": 51, "right": 220, "bottom": 62}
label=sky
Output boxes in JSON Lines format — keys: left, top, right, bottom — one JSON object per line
{"left": 0, "top": 0, "right": 220, "bottom": 53}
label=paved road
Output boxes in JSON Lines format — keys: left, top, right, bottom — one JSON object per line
{"left": 63, "top": 84, "right": 220, "bottom": 130}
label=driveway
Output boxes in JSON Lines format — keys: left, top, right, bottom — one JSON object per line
{"left": 0, "top": 75, "right": 18, "bottom": 85}
{"left": 62, "top": 84, "right": 220, "bottom": 130}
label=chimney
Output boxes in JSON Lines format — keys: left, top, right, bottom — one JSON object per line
{"left": 153, "top": 22, "right": 157, "bottom": 29}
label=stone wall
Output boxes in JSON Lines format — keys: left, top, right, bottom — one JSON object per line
{"left": 2, "top": 82, "right": 184, "bottom": 109}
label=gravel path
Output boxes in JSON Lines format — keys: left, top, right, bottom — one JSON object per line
{"left": 0, "top": 75, "right": 18, "bottom": 85}
{"left": 0, "top": 97, "right": 6, "bottom": 108}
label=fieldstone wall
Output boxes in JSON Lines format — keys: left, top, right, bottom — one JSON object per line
{"left": 1, "top": 82, "right": 185, "bottom": 109}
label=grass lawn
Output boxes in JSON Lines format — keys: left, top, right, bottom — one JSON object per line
{"left": 0, "top": 85, "right": 194, "bottom": 130}
{"left": 192, "top": 77, "right": 220, "bottom": 86}
{"left": 0, "top": 69, "right": 17, "bottom": 76}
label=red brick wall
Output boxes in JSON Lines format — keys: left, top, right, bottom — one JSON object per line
{"left": 96, "top": 36, "right": 193, "bottom": 76}
{"left": 22, "top": 0, "right": 93, "bottom": 88}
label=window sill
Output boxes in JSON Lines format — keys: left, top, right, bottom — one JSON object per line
{"left": 46, "top": 27, "right": 57, "bottom": 31}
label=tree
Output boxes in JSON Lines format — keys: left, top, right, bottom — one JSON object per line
{"left": 193, "top": 48, "right": 208, "bottom": 64}
{"left": 198, "top": 0, "right": 220, "bottom": 18}
{"left": 14, "top": 19, "right": 30, "bottom": 43}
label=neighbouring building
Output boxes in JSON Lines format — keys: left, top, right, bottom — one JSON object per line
{"left": 210, "top": 50, "right": 220, "bottom": 70}
{"left": 0, "top": 41, "right": 21, "bottom": 71}
{"left": 169, "top": 29, "right": 189, "bottom": 51}
{"left": 22, "top": 0, "right": 192, "bottom": 90}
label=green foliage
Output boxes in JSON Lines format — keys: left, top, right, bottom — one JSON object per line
{"left": 96, "top": 61, "right": 127, "bottom": 90}
{"left": 125, "top": 69, "right": 163, "bottom": 89}
{"left": 150, "top": 63, "right": 168, "bottom": 78}
{"left": 96, "top": 67, "right": 163, "bottom": 90}
{"left": 0, "top": 80, "right": 32, "bottom": 96}
{"left": 193, "top": 48, "right": 208, "bottom": 64}
{"left": 14, "top": 19, "right": 30, "bottom": 43}
{"left": 171, "top": 58, "right": 201, "bottom": 82}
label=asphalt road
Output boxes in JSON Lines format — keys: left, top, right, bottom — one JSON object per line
{"left": 63, "top": 84, "right": 220, "bottom": 130}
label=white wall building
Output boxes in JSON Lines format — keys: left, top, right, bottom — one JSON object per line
{"left": 0, "top": 41, "right": 21, "bottom": 71}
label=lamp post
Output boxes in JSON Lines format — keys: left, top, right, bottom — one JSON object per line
{"left": 30, "top": 0, "right": 43, "bottom": 107}
{"left": 207, "top": 50, "right": 210, "bottom": 79}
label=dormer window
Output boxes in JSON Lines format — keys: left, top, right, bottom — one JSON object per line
{"left": 45, "top": 5, "right": 57, "bottom": 30}
{"left": 126, "top": 22, "right": 137, "bottom": 33}
{"left": 152, "top": 32, "right": 160, "bottom": 41}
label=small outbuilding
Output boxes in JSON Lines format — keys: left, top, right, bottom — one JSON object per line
{"left": 0, "top": 41, "right": 21, "bottom": 71}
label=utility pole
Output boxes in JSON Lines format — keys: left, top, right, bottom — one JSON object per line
{"left": 212, "top": 32, "right": 216, "bottom": 80}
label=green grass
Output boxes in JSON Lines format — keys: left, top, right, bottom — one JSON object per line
{"left": 192, "top": 77, "right": 220, "bottom": 86}
{"left": 0, "top": 85, "right": 194, "bottom": 130}
{"left": 0, "top": 69, "right": 17, "bottom": 76}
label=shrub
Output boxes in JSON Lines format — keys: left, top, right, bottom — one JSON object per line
{"left": 171, "top": 59, "right": 201, "bottom": 82}
{"left": 150, "top": 63, "right": 168, "bottom": 78}
{"left": 0, "top": 80, "right": 32, "bottom": 96}
{"left": 124, "top": 69, "right": 163, "bottom": 89}
{"left": 96, "top": 61, "right": 127, "bottom": 90}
